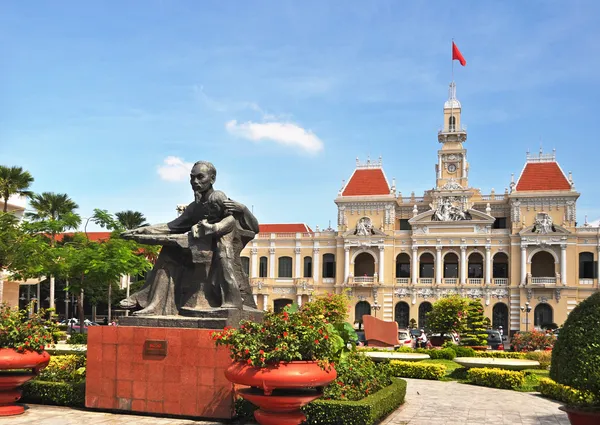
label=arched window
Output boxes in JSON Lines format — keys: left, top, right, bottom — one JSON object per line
{"left": 449, "top": 115, "right": 456, "bottom": 131}
{"left": 323, "top": 254, "right": 336, "bottom": 278}
{"left": 418, "top": 302, "right": 432, "bottom": 329}
{"left": 278, "top": 256, "right": 292, "bottom": 278}
{"left": 444, "top": 253, "right": 459, "bottom": 278}
{"left": 274, "top": 299, "right": 293, "bottom": 313}
{"left": 493, "top": 253, "right": 509, "bottom": 278}
{"left": 492, "top": 303, "right": 508, "bottom": 332}
{"left": 579, "top": 252, "right": 595, "bottom": 279}
{"left": 241, "top": 256, "right": 250, "bottom": 276}
{"left": 395, "top": 302, "right": 410, "bottom": 329}
{"left": 259, "top": 256, "right": 268, "bottom": 278}
{"left": 534, "top": 304, "right": 553, "bottom": 328}
{"left": 303, "top": 256, "right": 312, "bottom": 278}
{"left": 354, "top": 252, "right": 375, "bottom": 277}
{"left": 531, "top": 251, "right": 555, "bottom": 277}
{"left": 355, "top": 301, "right": 371, "bottom": 325}
{"left": 420, "top": 253, "right": 434, "bottom": 278}
{"left": 396, "top": 253, "right": 411, "bottom": 278}
{"left": 468, "top": 253, "right": 484, "bottom": 279}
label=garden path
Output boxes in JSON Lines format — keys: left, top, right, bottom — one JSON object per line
{"left": 381, "top": 378, "right": 569, "bottom": 425}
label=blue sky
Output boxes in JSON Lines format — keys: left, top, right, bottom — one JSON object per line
{"left": 1, "top": 0, "right": 599, "bottom": 230}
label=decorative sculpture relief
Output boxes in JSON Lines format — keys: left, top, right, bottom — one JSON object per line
{"left": 417, "top": 288, "right": 435, "bottom": 299}
{"left": 555, "top": 288, "right": 562, "bottom": 302}
{"left": 511, "top": 200, "right": 521, "bottom": 223}
{"left": 490, "top": 289, "right": 508, "bottom": 299}
{"left": 533, "top": 213, "right": 555, "bottom": 234}
{"left": 273, "top": 287, "right": 294, "bottom": 294}
{"left": 441, "top": 178, "right": 463, "bottom": 191}
{"left": 431, "top": 196, "right": 472, "bottom": 221}
{"left": 354, "top": 217, "right": 374, "bottom": 236}
{"left": 466, "top": 288, "right": 483, "bottom": 299}
{"left": 395, "top": 288, "right": 410, "bottom": 298}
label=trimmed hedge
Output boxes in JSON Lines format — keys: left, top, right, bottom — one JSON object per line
{"left": 21, "top": 381, "right": 85, "bottom": 407}
{"left": 524, "top": 351, "right": 552, "bottom": 369}
{"left": 474, "top": 351, "right": 526, "bottom": 359}
{"left": 235, "top": 378, "right": 407, "bottom": 425}
{"left": 538, "top": 378, "right": 600, "bottom": 407}
{"left": 389, "top": 360, "right": 446, "bottom": 380}
{"left": 466, "top": 367, "right": 525, "bottom": 390}
{"left": 414, "top": 347, "right": 456, "bottom": 360}
{"left": 303, "top": 378, "right": 407, "bottom": 425}
{"left": 67, "top": 333, "right": 88, "bottom": 345}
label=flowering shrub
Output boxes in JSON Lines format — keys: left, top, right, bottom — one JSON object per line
{"left": 0, "top": 303, "right": 57, "bottom": 353}
{"left": 212, "top": 294, "right": 348, "bottom": 368}
{"left": 426, "top": 296, "right": 469, "bottom": 336}
{"left": 322, "top": 352, "right": 392, "bottom": 401}
{"left": 37, "top": 355, "right": 86, "bottom": 383}
{"left": 511, "top": 330, "right": 555, "bottom": 352}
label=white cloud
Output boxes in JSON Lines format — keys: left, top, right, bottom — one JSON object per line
{"left": 225, "top": 120, "right": 324, "bottom": 154}
{"left": 157, "top": 156, "right": 193, "bottom": 181}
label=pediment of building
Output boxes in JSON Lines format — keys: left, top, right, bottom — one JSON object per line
{"left": 409, "top": 208, "right": 495, "bottom": 225}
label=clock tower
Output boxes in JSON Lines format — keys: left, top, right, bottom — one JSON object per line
{"left": 436, "top": 82, "right": 469, "bottom": 189}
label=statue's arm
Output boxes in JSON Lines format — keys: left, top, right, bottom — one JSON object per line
{"left": 223, "top": 199, "right": 259, "bottom": 233}
{"left": 166, "top": 202, "right": 197, "bottom": 233}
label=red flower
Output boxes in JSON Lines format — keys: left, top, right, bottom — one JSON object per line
{"left": 247, "top": 359, "right": 252, "bottom": 365}
{"left": 283, "top": 331, "right": 288, "bottom": 337}
{"left": 314, "top": 339, "right": 320, "bottom": 344}
{"left": 259, "top": 349, "right": 264, "bottom": 354}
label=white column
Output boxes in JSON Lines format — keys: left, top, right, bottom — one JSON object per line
{"left": 313, "top": 247, "right": 320, "bottom": 284}
{"left": 438, "top": 155, "right": 442, "bottom": 179}
{"left": 269, "top": 247, "right": 275, "bottom": 278}
{"left": 412, "top": 248, "right": 418, "bottom": 284}
{"left": 344, "top": 247, "right": 351, "bottom": 283}
{"left": 435, "top": 246, "right": 443, "bottom": 284}
{"left": 521, "top": 245, "right": 527, "bottom": 285}
{"left": 297, "top": 294, "right": 302, "bottom": 307}
{"left": 251, "top": 246, "right": 258, "bottom": 278}
{"left": 50, "top": 276, "right": 55, "bottom": 310}
{"left": 561, "top": 244, "right": 567, "bottom": 286}
{"left": 460, "top": 246, "right": 467, "bottom": 284}
{"left": 378, "top": 246, "right": 385, "bottom": 283}
{"left": 294, "top": 247, "right": 301, "bottom": 278}
{"left": 37, "top": 283, "right": 41, "bottom": 312}
{"left": 262, "top": 294, "right": 269, "bottom": 311}
{"left": 462, "top": 155, "right": 467, "bottom": 177}
{"left": 253, "top": 294, "right": 258, "bottom": 305}
{"left": 485, "top": 246, "right": 492, "bottom": 285}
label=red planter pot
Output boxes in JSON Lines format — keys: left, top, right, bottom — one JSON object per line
{"left": 0, "top": 349, "right": 50, "bottom": 416}
{"left": 225, "top": 361, "right": 336, "bottom": 425}
{"left": 559, "top": 406, "right": 600, "bottom": 425}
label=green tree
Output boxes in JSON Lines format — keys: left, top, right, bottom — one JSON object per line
{"left": 0, "top": 165, "right": 34, "bottom": 213}
{"left": 460, "top": 300, "right": 489, "bottom": 347}
{"left": 426, "top": 296, "right": 469, "bottom": 337}
{"left": 25, "top": 192, "right": 81, "bottom": 310}
{"left": 115, "top": 210, "right": 148, "bottom": 230}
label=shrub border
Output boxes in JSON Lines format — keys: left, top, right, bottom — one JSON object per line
{"left": 20, "top": 380, "right": 85, "bottom": 407}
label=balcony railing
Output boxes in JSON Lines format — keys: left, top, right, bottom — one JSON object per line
{"left": 468, "top": 278, "right": 483, "bottom": 285}
{"left": 352, "top": 276, "right": 375, "bottom": 284}
{"left": 493, "top": 278, "right": 508, "bottom": 286}
{"left": 419, "top": 278, "right": 434, "bottom": 284}
{"left": 530, "top": 277, "right": 556, "bottom": 285}
{"left": 443, "top": 278, "right": 458, "bottom": 285}
{"left": 579, "top": 279, "right": 594, "bottom": 285}
{"left": 396, "top": 278, "right": 410, "bottom": 285}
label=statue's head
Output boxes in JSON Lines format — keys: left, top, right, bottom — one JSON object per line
{"left": 190, "top": 161, "right": 217, "bottom": 194}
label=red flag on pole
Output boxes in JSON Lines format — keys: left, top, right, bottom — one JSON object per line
{"left": 452, "top": 42, "right": 466, "bottom": 66}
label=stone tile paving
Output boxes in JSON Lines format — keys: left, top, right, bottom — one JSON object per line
{"left": 381, "top": 378, "right": 569, "bottom": 425}
{"left": 2, "top": 405, "right": 224, "bottom": 425}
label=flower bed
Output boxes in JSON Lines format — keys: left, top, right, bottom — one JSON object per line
{"left": 389, "top": 360, "right": 446, "bottom": 380}
{"left": 467, "top": 367, "right": 525, "bottom": 390}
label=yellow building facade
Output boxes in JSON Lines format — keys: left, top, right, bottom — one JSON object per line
{"left": 242, "top": 82, "right": 599, "bottom": 335}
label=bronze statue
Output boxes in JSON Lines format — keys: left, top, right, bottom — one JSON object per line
{"left": 120, "top": 161, "right": 259, "bottom": 316}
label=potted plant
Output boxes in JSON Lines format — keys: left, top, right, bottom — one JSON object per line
{"left": 0, "top": 303, "right": 55, "bottom": 416}
{"left": 212, "top": 294, "right": 350, "bottom": 425}
{"left": 550, "top": 292, "right": 600, "bottom": 424}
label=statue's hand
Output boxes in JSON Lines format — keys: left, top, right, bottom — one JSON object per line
{"left": 223, "top": 199, "right": 245, "bottom": 215}
{"left": 121, "top": 227, "right": 147, "bottom": 239}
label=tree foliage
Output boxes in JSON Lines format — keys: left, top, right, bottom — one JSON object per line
{"left": 460, "top": 300, "right": 488, "bottom": 346}
{"left": 426, "top": 296, "right": 469, "bottom": 336}
{"left": 0, "top": 165, "right": 34, "bottom": 213}
{"left": 115, "top": 210, "right": 148, "bottom": 230}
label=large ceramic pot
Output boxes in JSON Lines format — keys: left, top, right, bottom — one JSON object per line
{"left": 559, "top": 406, "right": 600, "bottom": 425}
{"left": 0, "top": 348, "right": 50, "bottom": 416}
{"left": 225, "top": 361, "right": 336, "bottom": 425}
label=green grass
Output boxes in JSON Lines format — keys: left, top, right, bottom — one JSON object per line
{"left": 419, "top": 359, "right": 464, "bottom": 381}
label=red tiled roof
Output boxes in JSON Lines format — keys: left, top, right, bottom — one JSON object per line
{"left": 54, "top": 232, "right": 112, "bottom": 242}
{"left": 259, "top": 224, "right": 313, "bottom": 233}
{"left": 342, "top": 169, "right": 390, "bottom": 196}
{"left": 516, "top": 162, "right": 571, "bottom": 191}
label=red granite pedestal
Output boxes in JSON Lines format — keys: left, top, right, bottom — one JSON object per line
{"left": 85, "top": 326, "right": 233, "bottom": 419}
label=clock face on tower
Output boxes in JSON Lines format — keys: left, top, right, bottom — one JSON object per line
{"left": 448, "top": 163, "right": 457, "bottom": 173}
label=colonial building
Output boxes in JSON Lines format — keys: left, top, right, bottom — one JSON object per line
{"left": 243, "top": 82, "right": 599, "bottom": 335}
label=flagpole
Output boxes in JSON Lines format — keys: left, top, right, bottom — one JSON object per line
{"left": 451, "top": 38, "right": 454, "bottom": 83}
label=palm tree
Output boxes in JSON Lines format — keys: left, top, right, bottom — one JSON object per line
{"left": 0, "top": 166, "right": 34, "bottom": 213}
{"left": 115, "top": 210, "right": 148, "bottom": 230}
{"left": 26, "top": 192, "right": 81, "bottom": 311}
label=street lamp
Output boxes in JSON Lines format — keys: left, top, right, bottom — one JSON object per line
{"left": 371, "top": 300, "right": 382, "bottom": 318}
{"left": 520, "top": 302, "right": 532, "bottom": 332}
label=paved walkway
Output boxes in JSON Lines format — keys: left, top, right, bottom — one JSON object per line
{"left": 381, "top": 379, "right": 569, "bottom": 425}
{"left": 4, "top": 379, "right": 569, "bottom": 425}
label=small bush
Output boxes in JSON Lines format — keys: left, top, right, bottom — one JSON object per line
{"left": 511, "top": 330, "right": 555, "bottom": 352}
{"left": 67, "top": 333, "right": 88, "bottom": 345}
{"left": 303, "top": 378, "right": 407, "bottom": 425}
{"left": 467, "top": 367, "right": 525, "bottom": 390}
{"left": 21, "top": 381, "right": 85, "bottom": 407}
{"left": 474, "top": 351, "right": 526, "bottom": 359}
{"left": 414, "top": 347, "right": 455, "bottom": 360}
{"left": 389, "top": 360, "right": 446, "bottom": 380}
{"left": 443, "top": 343, "right": 476, "bottom": 357}
{"left": 538, "top": 378, "right": 599, "bottom": 407}
{"left": 394, "top": 346, "right": 414, "bottom": 353}
{"left": 524, "top": 351, "right": 552, "bottom": 369}
{"left": 37, "top": 355, "right": 86, "bottom": 383}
